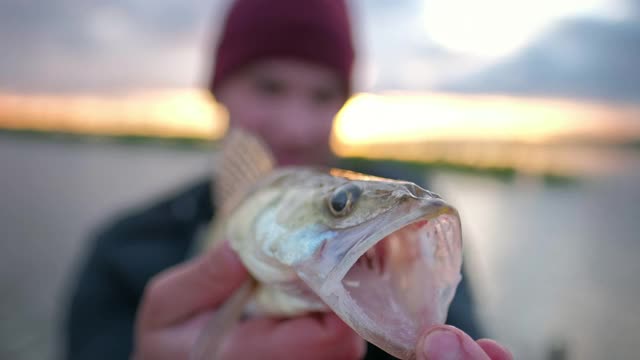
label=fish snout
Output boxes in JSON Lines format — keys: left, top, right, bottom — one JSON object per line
{"left": 403, "top": 182, "right": 442, "bottom": 200}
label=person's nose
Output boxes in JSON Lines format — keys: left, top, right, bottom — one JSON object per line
{"left": 270, "top": 101, "right": 320, "bottom": 147}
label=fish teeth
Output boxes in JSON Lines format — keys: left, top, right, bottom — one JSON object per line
{"left": 365, "top": 245, "right": 386, "bottom": 275}
{"left": 365, "top": 247, "right": 375, "bottom": 270}
{"left": 371, "top": 247, "right": 380, "bottom": 274}
{"left": 344, "top": 279, "right": 360, "bottom": 288}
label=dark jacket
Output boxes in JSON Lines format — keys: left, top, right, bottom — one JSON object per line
{"left": 66, "top": 164, "right": 482, "bottom": 360}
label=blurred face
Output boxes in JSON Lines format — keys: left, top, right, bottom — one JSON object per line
{"left": 215, "top": 59, "right": 346, "bottom": 166}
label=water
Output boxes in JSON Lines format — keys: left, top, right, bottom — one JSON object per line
{"left": 0, "top": 136, "right": 212, "bottom": 360}
{"left": 431, "top": 161, "right": 640, "bottom": 359}
{"left": 0, "top": 135, "right": 639, "bottom": 359}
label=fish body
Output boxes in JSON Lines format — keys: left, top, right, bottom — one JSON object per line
{"left": 204, "top": 130, "right": 463, "bottom": 359}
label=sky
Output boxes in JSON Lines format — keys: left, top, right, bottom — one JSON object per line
{"left": 0, "top": 0, "right": 638, "bottom": 104}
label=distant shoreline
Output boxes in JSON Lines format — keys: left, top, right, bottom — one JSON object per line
{"left": 2, "top": 127, "right": 639, "bottom": 149}
{"left": 0, "top": 128, "right": 596, "bottom": 185}
{"left": 0, "top": 128, "right": 216, "bottom": 149}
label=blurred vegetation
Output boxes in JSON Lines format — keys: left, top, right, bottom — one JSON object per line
{"left": 339, "top": 156, "right": 579, "bottom": 186}
{"left": 0, "top": 128, "right": 214, "bottom": 149}
{"left": 0, "top": 128, "right": 590, "bottom": 185}
{"left": 626, "top": 139, "right": 640, "bottom": 150}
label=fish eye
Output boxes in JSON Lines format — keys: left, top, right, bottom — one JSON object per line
{"left": 328, "top": 184, "right": 361, "bottom": 217}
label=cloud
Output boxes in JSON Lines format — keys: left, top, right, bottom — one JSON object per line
{"left": 629, "top": 0, "right": 640, "bottom": 18}
{"left": 0, "top": 0, "right": 229, "bottom": 93}
{"left": 2, "top": 0, "right": 462, "bottom": 94}
{"left": 349, "top": 0, "right": 485, "bottom": 92}
{"left": 3, "top": 0, "right": 631, "bottom": 100}
{"left": 441, "top": 16, "right": 640, "bottom": 103}
{"left": 0, "top": 0, "right": 555, "bottom": 95}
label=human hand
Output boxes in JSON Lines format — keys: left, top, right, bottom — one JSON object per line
{"left": 417, "top": 325, "right": 513, "bottom": 360}
{"left": 132, "top": 242, "right": 366, "bottom": 360}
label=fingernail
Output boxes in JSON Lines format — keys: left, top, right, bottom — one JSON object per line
{"left": 423, "top": 329, "right": 463, "bottom": 360}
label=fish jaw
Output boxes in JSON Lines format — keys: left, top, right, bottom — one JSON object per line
{"left": 294, "top": 197, "right": 463, "bottom": 359}
{"left": 249, "top": 280, "right": 328, "bottom": 316}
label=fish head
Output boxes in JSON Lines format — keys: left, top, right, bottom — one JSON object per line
{"left": 283, "top": 169, "right": 463, "bottom": 359}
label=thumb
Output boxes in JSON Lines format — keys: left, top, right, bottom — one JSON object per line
{"left": 417, "top": 325, "right": 490, "bottom": 360}
{"left": 137, "top": 241, "right": 249, "bottom": 331}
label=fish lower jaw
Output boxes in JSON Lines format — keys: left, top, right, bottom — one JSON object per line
{"left": 315, "top": 212, "right": 462, "bottom": 359}
{"left": 249, "top": 282, "right": 329, "bottom": 317}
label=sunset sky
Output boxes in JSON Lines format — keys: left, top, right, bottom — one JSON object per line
{"left": 0, "top": 0, "right": 639, "bottom": 150}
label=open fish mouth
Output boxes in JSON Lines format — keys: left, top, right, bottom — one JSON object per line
{"left": 341, "top": 213, "right": 461, "bottom": 358}
{"left": 296, "top": 200, "right": 463, "bottom": 359}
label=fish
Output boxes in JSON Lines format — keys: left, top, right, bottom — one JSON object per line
{"left": 192, "top": 128, "right": 463, "bottom": 360}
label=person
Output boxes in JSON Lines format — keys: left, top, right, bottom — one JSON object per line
{"left": 65, "top": 0, "right": 512, "bottom": 359}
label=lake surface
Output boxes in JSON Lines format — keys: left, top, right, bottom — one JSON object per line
{"left": 1, "top": 135, "right": 638, "bottom": 359}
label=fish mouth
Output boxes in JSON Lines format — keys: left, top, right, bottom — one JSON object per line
{"left": 296, "top": 199, "right": 463, "bottom": 359}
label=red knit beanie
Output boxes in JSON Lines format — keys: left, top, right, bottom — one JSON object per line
{"left": 209, "top": 0, "right": 355, "bottom": 97}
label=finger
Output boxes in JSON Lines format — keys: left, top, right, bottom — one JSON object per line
{"left": 417, "top": 325, "right": 490, "bottom": 360}
{"left": 477, "top": 339, "right": 513, "bottom": 360}
{"left": 134, "top": 311, "right": 215, "bottom": 360}
{"left": 191, "top": 280, "right": 255, "bottom": 360}
{"left": 137, "top": 241, "right": 249, "bottom": 331}
{"left": 218, "top": 313, "right": 366, "bottom": 360}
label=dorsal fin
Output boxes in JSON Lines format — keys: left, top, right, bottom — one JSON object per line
{"left": 214, "top": 128, "right": 275, "bottom": 216}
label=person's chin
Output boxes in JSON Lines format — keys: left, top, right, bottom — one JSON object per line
{"left": 277, "top": 156, "right": 307, "bottom": 167}
{"left": 276, "top": 152, "right": 327, "bottom": 167}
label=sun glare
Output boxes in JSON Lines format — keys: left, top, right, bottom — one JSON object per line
{"left": 422, "top": 0, "right": 615, "bottom": 58}
{"left": 1, "top": 88, "right": 639, "bottom": 169}
{"left": 332, "top": 92, "right": 633, "bottom": 147}
{"left": 0, "top": 89, "right": 227, "bottom": 139}
{"left": 330, "top": 92, "right": 640, "bottom": 175}
{"left": 1, "top": 89, "right": 638, "bottom": 176}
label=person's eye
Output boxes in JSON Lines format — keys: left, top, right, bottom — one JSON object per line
{"left": 312, "top": 87, "right": 340, "bottom": 105}
{"left": 254, "top": 77, "right": 284, "bottom": 96}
